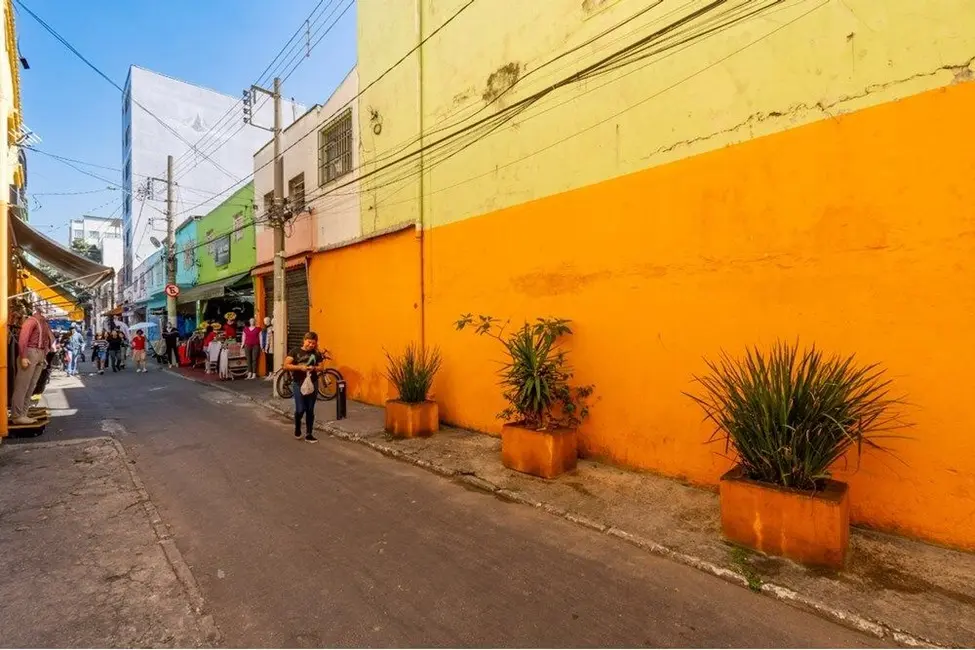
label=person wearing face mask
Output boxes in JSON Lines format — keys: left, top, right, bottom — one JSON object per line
{"left": 242, "top": 317, "right": 262, "bottom": 379}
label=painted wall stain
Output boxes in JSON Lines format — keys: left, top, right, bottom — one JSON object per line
{"left": 482, "top": 62, "right": 521, "bottom": 103}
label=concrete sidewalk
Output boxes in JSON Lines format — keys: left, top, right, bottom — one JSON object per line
{"left": 0, "top": 437, "right": 219, "bottom": 648}
{"left": 172, "top": 368, "right": 975, "bottom": 648}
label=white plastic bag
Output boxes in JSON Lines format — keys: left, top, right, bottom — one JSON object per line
{"left": 300, "top": 373, "right": 315, "bottom": 396}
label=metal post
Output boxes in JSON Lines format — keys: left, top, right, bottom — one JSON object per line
{"left": 165, "top": 154, "right": 176, "bottom": 330}
{"left": 271, "top": 77, "right": 288, "bottom": 381}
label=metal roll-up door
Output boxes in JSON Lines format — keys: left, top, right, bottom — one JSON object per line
{"left": 262, "top": 266, "right": 310, "bottom": 353}
{"left": 285, "top": 266, "right": 310, "bottom": 352}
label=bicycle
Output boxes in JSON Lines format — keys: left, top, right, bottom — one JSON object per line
{"left": 273, "top": 350, "right": 343, "bottom": 401}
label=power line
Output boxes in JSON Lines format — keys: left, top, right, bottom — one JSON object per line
{"left": 291, "top": 0, "right": 819, "bottom": 214}
{"left": 357, "top": 0, "right": 830, "bottom": 214}
{"left": 14, "top": 0, "right": 241, "bottom": 182}
{"left": 172, "top": 0, "right": 353, "bottom": 183}
{"left": 25, "top": 146, "right": 219, "bottom": 196}
{"left": 168, "top": 0, "right": 343, "bottom": 177}
{"left": 176, "top": 0, "right": 478, "bottom": 217}
{"left": 31, "top": 187, "right": 115, "bottom": 197}
{"left": 169, "top": 0, "right": 347, "bottom": 178}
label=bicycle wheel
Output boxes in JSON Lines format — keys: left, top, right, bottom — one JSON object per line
{"left": 318, "top": 368, "right": 343, "bottom": 401}
{"left": 275, "top": 371, "right": 294, "bottom": 399}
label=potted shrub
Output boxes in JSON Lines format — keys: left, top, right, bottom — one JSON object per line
{"left": 456, "top": 314, "right": 593, "bottom": 479}
{"left": 384, "top": 343, "right": 442, "bottom": 438}
{"left": 688, "top": 341, "right": 902, "bottom": 568}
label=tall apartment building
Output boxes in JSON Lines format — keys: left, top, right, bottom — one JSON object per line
{"left": 66, "top": 214, "right": 122, "bottom": 247}
{"left": 121, "top": 65, "right": 299, "bottom": 284}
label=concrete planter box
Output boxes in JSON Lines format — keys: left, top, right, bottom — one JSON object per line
{"left": 384, "top": 400, "right": 439, "bottom": 438}
{"left": 501, "top": 424, "right": 577, "bottom": 479}
{"left": 719, "top": 466, "right": 850, "bottom": 568}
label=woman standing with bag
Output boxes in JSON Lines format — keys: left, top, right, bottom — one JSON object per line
{"left": 282, "top": 332, "right": 327, "bottom": 444}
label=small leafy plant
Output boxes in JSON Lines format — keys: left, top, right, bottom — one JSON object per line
{"left": 687, "top": 340, "right": 903, "bottom": 491}
{"left": 456, "top": 314, "right": 593, "bottom": 430}
{"left": 384, "top": 343, "right": 442, "bottom": 404}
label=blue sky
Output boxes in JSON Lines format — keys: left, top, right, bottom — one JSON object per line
{"left": 17, "top": 0, "right": 357, "bottom": 240}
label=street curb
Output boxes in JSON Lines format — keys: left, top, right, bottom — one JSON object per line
{"left": 107, "top": 436, "right": 222, "bottom": 646}
{"left": 168, "top": 370, "right": 940, "bottom": 648}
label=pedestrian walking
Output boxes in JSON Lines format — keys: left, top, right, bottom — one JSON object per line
{"left": 66, "top": 325, "right": 84, "bottom": 376}
{"left": 283, "top": 331, "right": 327, "bottom": 444}
{"left": 92, "top": 332, "right": 108, "bottom": 374}
{"left": 131, "top": 329, "right": 148, "bottom": 373}
{"left": 10, "top": 308, "right": 54, "bottom": 425}
{"left": 163, "top": 326, "right": 180, "bottom": 368}
{"left": 107, "top": 330, "right": 123, "bottom": 372}
{"left": 242, "top": 318, "right": 261, "bottom": 379}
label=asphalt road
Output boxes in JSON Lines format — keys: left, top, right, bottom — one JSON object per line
{"left": 16, "top": 368, "right": 883, "bottom": 648}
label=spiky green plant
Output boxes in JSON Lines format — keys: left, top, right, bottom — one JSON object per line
{"left": 384, "top": 343, "right": 442, "bottom": 404}
{"left": 687, "top": 341, "right": 903, "bottom": 491}
{"left": 456, "top": 314, "right": 593, "bottom": 430}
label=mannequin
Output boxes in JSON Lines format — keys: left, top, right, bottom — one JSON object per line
{"left": 260, "top": 316, "right": 274, "bottom": 377}
{"left": 242, "top": 317, "right": 262, "bottom": 379}
{"left": 11, "top": 308, "right": 53, "bottom": 424}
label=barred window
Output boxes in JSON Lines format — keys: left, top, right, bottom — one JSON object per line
{"left": 233, "top": 213, "right": 244, "bottom": 242}
{"left": 182, "top": 241, "right": 194, "bottom": 268}
{"left": 288, "top": 173, "right": 305, "bottom": 213}
{"left": 263, "top": 191, "right": 274, "bottom": 218}
{"left": 318, "top": 110, "right": 352, "bottom": 185}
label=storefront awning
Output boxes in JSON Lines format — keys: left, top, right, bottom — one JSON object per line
{"left": 21, "top": 261, "right": 85, "bottom": 321}
{"left": 11, "top": 215, "right": 113, "bottom": 288}
{"left": 177, "top": 272, "right": 251, "bottom": 305}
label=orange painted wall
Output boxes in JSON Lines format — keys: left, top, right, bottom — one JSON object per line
{"left": 419, "top": 81, "right": 975, "bottom": 549}
{"left": 307, "top": 228, "right": 422, "bottom": 405}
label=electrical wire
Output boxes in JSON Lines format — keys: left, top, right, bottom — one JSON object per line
{"left": 175, "top": 0, "right": 478, "bottom": 217}
{"left": 31, "top": 187, "right": 115, "bottom": 197}
{"left": 289, "top": 0, "right": 801, "bottom": 213}
{"left": 14, "top": 0, "right": 241, "bottom": 182}
{"left": 171, "top": 0, "right": 354, "bottom": 183}
{"left": 361, "top": 0, "right": 830, "bottom": 213}
{"left": 168, "top": 0, "right": 344, "bottom": 177}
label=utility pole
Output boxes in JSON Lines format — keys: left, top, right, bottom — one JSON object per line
{"left": 165, "top": 154, "right": 177, "bottom": 331}
{"left": 251, "top": 77, "right": 287, "bottom": 383}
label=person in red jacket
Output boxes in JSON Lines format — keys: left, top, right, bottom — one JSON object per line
{"left": 131, "top": 329, "right": 148, "bottom": 373}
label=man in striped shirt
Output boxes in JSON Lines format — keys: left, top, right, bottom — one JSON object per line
{"left": 11, "top": 308, "right": 54, "bottom": 425}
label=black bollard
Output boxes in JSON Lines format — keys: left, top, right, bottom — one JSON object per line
{"left": 336, "top": 380, "right": 347, "bottom": 420}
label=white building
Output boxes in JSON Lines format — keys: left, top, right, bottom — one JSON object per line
{"left": 90, "top": 237, "right": 123, "bottom": 333}
{"left": 121, "top": 65, "right": 301, "bottom": 286}
{"left": 67, "top": 214, "right": 122, "bottom": 247}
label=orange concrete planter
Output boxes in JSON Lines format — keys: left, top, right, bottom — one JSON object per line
{"left": 501, "top": 424, "right": 577, "bottom": 479}
{"left": 384, "top": 400, "right": 439, "bottom": 438}
{"left": 719, "top": 466, "right": 850, "bottom": 568}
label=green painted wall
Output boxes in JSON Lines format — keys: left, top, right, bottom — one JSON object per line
{"left": 196, "top": 183, "right": 256, "bottom": 284}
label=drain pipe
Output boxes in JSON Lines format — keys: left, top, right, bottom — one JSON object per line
{"left": 415, "top": 0, "right": 426, "bottom": 349}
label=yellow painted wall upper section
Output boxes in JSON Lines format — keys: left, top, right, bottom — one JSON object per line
{"left": 357, "top": 0, "right": 975, "bottom": 232}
